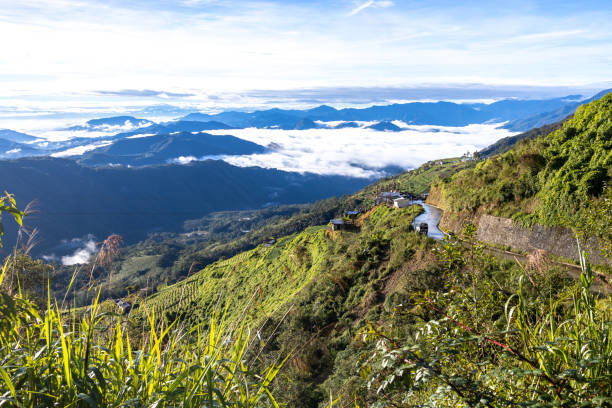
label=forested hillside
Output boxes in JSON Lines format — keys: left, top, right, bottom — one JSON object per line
{"left": 432, "top": 92, "right": 612, "bottom": 257}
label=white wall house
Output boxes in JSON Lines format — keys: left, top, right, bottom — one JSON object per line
{"left": 393, "top": 198, "right": 411, "bottom": 208}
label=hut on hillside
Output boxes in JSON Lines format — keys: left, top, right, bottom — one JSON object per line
{"left": 330, "top": 218, "right": 345, "bottom": 231}
{"left": 263, "top": 238, "right": 276, "bottom": 247}
{"left": 115, "top": 299, "right": 132, "bottom": 314}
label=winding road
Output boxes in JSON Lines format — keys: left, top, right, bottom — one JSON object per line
{"left": 411, "top": 200, "right": 445, "bottom": 240}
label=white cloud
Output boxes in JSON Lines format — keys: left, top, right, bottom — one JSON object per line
{"left": 171, "top": 156, "right": 197, "bottom": 164}
{"left": 0, "top": 0, "right": 609, "bottom": 100}
{"left": 349, "top": 0, "right": 394, "bottom": 16}
{"left": 206, "top": 123, "right": 516, "bottom": 178}
{"left": 51, "top": 141, "right": 112, "bottom": 157}
{"left": 61, "top": 238, "right": 97, "bottom": 265}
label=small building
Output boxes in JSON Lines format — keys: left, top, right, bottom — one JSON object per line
{"left": 461, "top": 153, "right": 474, "bottom": 162}
{"left": 377, "top": 191, "right": 403, "bottom": 205}
{"left": 263, "top": 238, "right": 276, "bottom": 247}
{"left": 330, "top": 218, "right": 345, "bottom": 231}
{"left": 115, "top": 299, "right": 131, "bottom": 314}
{"left": 345, "top": 210, "right": 360, "bottom": 221}
{"left": 393, "top": 198, "right": 411, "bottom": 208}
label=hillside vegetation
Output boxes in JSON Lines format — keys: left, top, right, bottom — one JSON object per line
{"left": 432, "top": 92, "right": 612, "bottom": 246}
{"left": 54, "top": 159, "right": 469, "bottom": 306}
{"left": 0, "top": 157, "right": 369, "bottom": 254}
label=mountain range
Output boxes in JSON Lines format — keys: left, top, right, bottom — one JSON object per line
{"left": 65, "top": 116, "right": 153, "bottom": 131}
{"left": 0, "top": 157, "right": 370, "bottom": 255}
{"left": 179, "top": 93, "right": 606, "bottom": 130}
{"left": 77, "top": 131, "right": 265, "bottom": 167}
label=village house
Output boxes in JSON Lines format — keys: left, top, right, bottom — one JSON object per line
{"left": 393, "top": 197, "right": 411, "bottom": 208}
{"left": 330, "top": 218, "right": 345, "bottom": 231}
{"left": 114, "top": 299, "right": 132, "bottom": 314}
{"left": 263, "top": 238, "right": 276, "bottom": 247}
{"left": 376, "top": 191, "right": 403, "bottom": 205}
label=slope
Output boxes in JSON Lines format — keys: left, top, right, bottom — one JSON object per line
{"left": 430, "top": 91, "right": 612, "bottom": 262}
{"left": 77, "top": 131, "right": 265, "bottom": 166}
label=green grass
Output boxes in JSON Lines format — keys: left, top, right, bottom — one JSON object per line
{"left": 0, "top": 259, "right": 286, "bottom": 407}
{"left": 133, "top": 205, "right": 425, "bottom": 330}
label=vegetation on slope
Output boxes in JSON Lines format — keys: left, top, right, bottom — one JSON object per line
{"left": 55, "top": 159, "right": 465, "bottom": 306}
{"left": 0, "top": 157, "right": 370, "bottom": 254}
{"left": 431, "top": 92, "right": 612, "bottom": 243}
{"left": 0, "top": 270, "right": 284, "bottom": 406}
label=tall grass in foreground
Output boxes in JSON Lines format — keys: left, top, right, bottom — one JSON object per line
{"left": 0, "top": 260, "right": 285, "bottom": 407}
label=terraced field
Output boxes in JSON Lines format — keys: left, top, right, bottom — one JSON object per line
{"left": 136, "top": 208, "right": 424, "bottom": 328}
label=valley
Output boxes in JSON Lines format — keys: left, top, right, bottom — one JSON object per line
{"left": 1, "top": 92, "right": 611, "bottom": 407}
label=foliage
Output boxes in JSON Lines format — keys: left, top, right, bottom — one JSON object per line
{"left": 0, "top": 250, "right": 53, "bottom": 307}
{"left": 0, "top": 262, "right": 285, "bottom": 407}
{"left": 358, "top": 235, "right": 611, "bottom": 407}
{"left": 431, "top": 92, "right": 612, "bottom": 247}
{"left": 581, "top": 186, "right": 612, "bottom": 260}
{"left": 0, "top": 192, "right": 24, "bottom": 247}
{"left": 55, "top": 157, "right": 456, "bottom": 308}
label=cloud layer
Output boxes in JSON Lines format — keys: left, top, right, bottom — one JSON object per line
{"left": 207, "top": 123, "right": 516, "bottom": 178}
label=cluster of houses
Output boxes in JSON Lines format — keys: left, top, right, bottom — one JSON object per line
{"left": 375, "top": 191, "right": 428, "bottom": 208}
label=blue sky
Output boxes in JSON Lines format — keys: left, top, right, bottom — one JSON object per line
{"left": 0, "top": 0, "right": 611, "bottom": 103}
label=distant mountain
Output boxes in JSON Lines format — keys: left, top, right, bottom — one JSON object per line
{"left": 293, "top": 118, "right": 319, "bottom": 130}
{"left": 180, "top": 93, "right": 595, "bottom": 128}
{"left": 480, "top": 120, "right": 565, "bottom": 157}
{"left": 77, "top": 131, "right": 266, "bottom": 167}
{"left": 366, "top": 121, "right": 403, "bottom": 132}
{"left": 66, "top": 116, "right": 153, "bottom": 131}
{"left": 0, "top": 139, "right": 42, "bottom": 159}
{"left": 504, "top": 89, "right": 612, "bottom": 132}
{"left": 0, "top": 157, "right": 370, "bottom": 254}
{"left": 0, "top": 129, "right": 40, "bottom": 143}
{"left": 113, "top": 120, "right": 234, "bottom": 138}
{"left": 333, "top": 122, "right": 361, "bottom": 129}
{"left": 86, "top": 116, "right": 153, "bottom": 127}
{"left": 182, "top": 113, "right": 219, "bottom": 121}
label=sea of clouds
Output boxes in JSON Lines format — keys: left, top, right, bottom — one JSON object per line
{"left": 205, "top": 122, "right": 516, "bottom": 178}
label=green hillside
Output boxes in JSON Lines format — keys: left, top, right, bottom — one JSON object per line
{"left": 134, "top": 205, "right": 424, "bottom": 327}
{"left": 58, "top": 159, "right": 467, "bottom": 306}
{"left": 431, "top": 92, "right": 612, "bottom": 236}
{"left": 2, "top": 101, "right": 611, "bottom": 406}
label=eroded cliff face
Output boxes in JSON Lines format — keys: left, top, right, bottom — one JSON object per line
{"left": 477, "top": 214, "right": 609, "bottom": 265}
{"left": 427, "top": 186, "right": 610, "bottom": 266}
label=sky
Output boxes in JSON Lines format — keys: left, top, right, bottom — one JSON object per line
{"left": 1, "top": 0, "right": 611, "bottom": 108}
